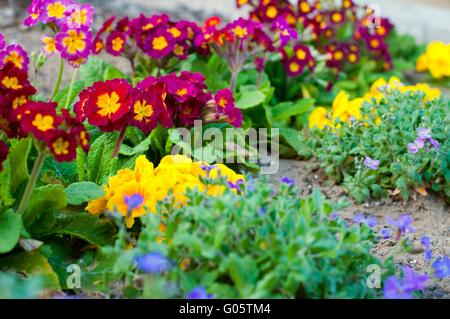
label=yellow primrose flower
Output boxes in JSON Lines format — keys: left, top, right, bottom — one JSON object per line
{"left": 422, "top": 41, "right": 450, "bottom": 79}
{"left": 308, "top": 107, "right": 332, "bottom": 129}
{"left": 87, "top": 154, "right": 244, "bottom": 228}
{"left": 107, "top": 179, "right": 156, "bottom": 228}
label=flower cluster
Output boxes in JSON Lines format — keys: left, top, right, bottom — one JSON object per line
{"left": 24, "top": 0, "right": 94, "bottom": 67}
{"left": 86, "top": 154, "right": 244, "bottom": 227}
{"left": 416, "top": 41, "right": 450, "bottom": 79}
{"left": 407, "top": 128, "right": 440, "bottom": 154}
{"left": 236, "top": 0, "right": 395, "bottom": 75}
{"left": 93, "top": 14, "right": 202, "bottom": 62}
{"left": 194, "top": 17, "right": 286, "bottom": 89}
{"left": 74, "top": 72, "right": 242, "bottom": 134}
{"left": 308, "top": 76, "right": 442, "bottom": 130}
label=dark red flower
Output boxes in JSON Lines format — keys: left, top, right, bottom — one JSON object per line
{"left": 83, "top": 79, "right": 132, "bottom": 131}
{"left": 18, "top": 101, "right": 63, "bottom": 142}
{"left": 48, "top": 130, "right": 77, "bottom": 162}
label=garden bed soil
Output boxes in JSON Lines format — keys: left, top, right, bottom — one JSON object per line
{"left": 269, "top": 159, "right": 449, "bottom": 298}
{"left": 1, "top": 8, "right": 448, "bottom": 299}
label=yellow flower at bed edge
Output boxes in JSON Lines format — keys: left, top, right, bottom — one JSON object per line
{"left": 416, "top": 41, "right": 450, "bottom": 79}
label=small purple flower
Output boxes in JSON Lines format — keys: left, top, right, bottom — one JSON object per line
{"left": 402, "top": 266, "right": 429, "bottom": 292}
{"left": 280, "top": 176, "right": 295, "bottom": 187}
{"left": 353, "top": 214, "right": 377, "bottom": 228}
{"left": 380, "top": 228, "right": 392, "bottom": 239}
{"left": 200, "top": 161, "right": 213, "bottom": 176}
{"left": 383, "top": 276, "right": 413, "bottom": 299}
{"left": 407, "top": 138, "right": 424, "bottom": 154}
{"left": 124, "top": 193, "right": 144, "bottom": 211}
{"left": 227, "top": 179, "right": 244, "bottom": 191}
{"left": 427, "top": 138, "right": 440, "bottom": 151}
{"left": 384, "top": 266, "right": 428, "bottom": 299}
{"left": 387, "top": 215, "right": 415, "bottom": 235}
{"left": 417, "top": 128, "right": 431, "bottom": 139}
{"left": 332, "top": 211, "right": 339, "bottom": 220}
{"left": 135, "top": 252, "right": 173, "bottom": 274}
{"left": 258, "top": 207, "right": 267, "bottom": 216}
{"left": 364, "top": 156, "right": 379, "bottom": 170}
{"left": 187, "top": 287, "right": 215, "bottom": 299}
{"left": 432, "top": 256, "right": 450, "bottom": 279}
{"left": 420, "top": 236, "right": 432, "bottom": 262}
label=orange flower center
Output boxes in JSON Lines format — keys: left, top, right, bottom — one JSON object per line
{"left": 47, "top": 2, "right": 66, "bottom": 19}
{"left": 62, "top": 30, "right": 86, "bottom": 54}
{"left": 2, "top": 76, "right": 22, "bottom": 90}
{"left": 133, "top": 100, "right": 154, "bottom": 121}
{"left": 152, "top": 36, "right": 168, "bottom": 51}
{"left": 4, "top": 52, "right": 24, "bottom": 69}
{"left": 112, "top": 37, "right": 124, "bottom": 52}
{"left": 32, "top": 114, "right": 54, "bottom": 131}
{"left": 53, "top": 138, "right": 70, "bottom": 155}
{"left": 97, "top": 92, "right": 121, "bottom": 117}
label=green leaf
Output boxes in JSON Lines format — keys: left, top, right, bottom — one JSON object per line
{"left": 23, "top": 184, "right": 67, "bottom": 229}
{"left": 79, "top": 56, "right": 110, "bottom": 87}
{"left": 279, "top": 128, "right": 311, "bottom": 157}
{"left": 272, "top": 98, "right": 315, "bottom": 120}
{"left": 236, "top": 90, "right": 266, "bottom": 109}
{"left": 0, "top": 159, "right": 14, "bottom": 207}
{"left": 119, "top": 134, "right": 152, "bottom": 156}
{"left": 53, "top": 80, "right": 85, "bottom": 110}
{"left": 9, "top": 138, "right": 31, "bottom": 194}
{"left": 65, "top": 182, "right": 105, "bottom": 205}
{"left": 103, "top": 65, "right": 126, "bottom": 81}
{"left": 87, "top": 133, "right": 118, "bottom": 184}
{"left": 0, "top": 209, "right": 22, "bottom": 253}
{"left": 0, "top": 251, "right": 61, "bottom": 291}
{"left": 38, "top": 211, "right": 116, "bottom": 247}
{"left": 76, "top": 147, "right": 87, "bottom": 181}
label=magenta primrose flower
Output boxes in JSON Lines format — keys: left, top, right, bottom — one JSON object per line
{"left": 55, "top": 26, "right": 92, "bottom": 61}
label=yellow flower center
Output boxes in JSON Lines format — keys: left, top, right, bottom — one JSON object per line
{"left": 370, "top": 39, "right": 380, "bottom": 48}
{"left": 174, "top": 44, "right": 184, "bottom": 56}
{"left": 219, "top": 97, "right": 227, "bottom": 108}
{"left": 332, "top": 13, "right": 343, "bottom": 23}
{"left": 69, "top": 9, "right": 87, "bottom": 25}
{"left": 296, "top": 49, "right": 307, "bottom": 60}
{"left": 234, "top": 26, "right": 248, "bottom": 38}
{"left": 300, "top": 2, "right": 311, "bottom": 13}
{"left": 44, "top": 37, "right": 56, "bottom": 53}
{"left": 12, "top": 96, "right": 27, "bottom": 109}
{"left": 177, "top": 88, "right": 188, "bottom": 96}
{"left": 168, "top": 27, "right": 181, "bottom": 38}
{"left": 95, "top": 40, "right": 104, "bottom": 52}
{"left": 142, "top": 23, "right": 154, "bottom": 31}
{"left": 2, "top": 76, "right": 22, "bottom": 90}
{"left": 32, "top": 114, "right": 54, "bottom": 131}
{"left": 52, "top": 137, "right": 70, "bottom": 155}
{"left": 348, "top": 53, "right": 357, "bottom": 63}
{"left": 290, "top": 62, "right": 300, "bottom": 72}
{"left": 334, "top": 51, "right": 344, "bottom": 61}
{"left": 377, "top": 26, "right": 386, "bottom": 36}
{"left": 4, "top": 52, "right": 24, "bottom": 69}
{"left": 133, "top": 100, "right": 154, "bottom": 121}
{"left": 152, "top": 36, "right": 168, "bottom": 51}
{"left": 97, "top": 92, "right": 121, "bottom": 117}
{"left": 47, "top": 2, "right": 66, "bottom": 19}
{"left": 112, "top": 37, "right": 124, "bottom": 52}
{"left": 62, "top": 30, "right": 86, "bottom": 54}
{"left": 266, "top": 6, "right": 278, "bottom": 19}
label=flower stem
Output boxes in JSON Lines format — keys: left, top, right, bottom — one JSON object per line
{"left": 51, "top": 58, "right": 65, "bottom": 101}
{"left": 230, "top": 69, "right": 238, "bottom": 93}
{"left": 16, "top": 151, "right": 46, "bottom": 215}
{"left": 112, "top": 126, "right": 127, "bottom": 158}
{"left": 64, "top": 67, "right": 78, "bottom": 109}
